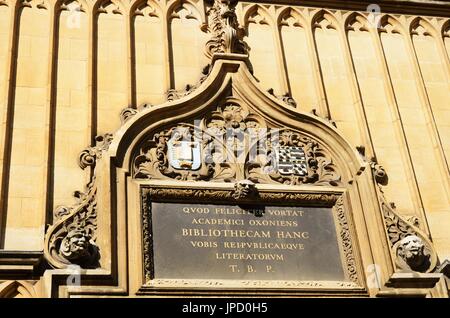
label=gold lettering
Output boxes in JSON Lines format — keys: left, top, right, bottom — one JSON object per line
{"left": 182, "top": 228, "right": 271, "bottom": 238}
{"left": 276, "top": 231, "right": 309, "bottom": 239}
{"left": 229, "top": 265, "right": 239, "bottom": 273}
{"left": 215, "top": 253, "right": 284, "bottom": 261}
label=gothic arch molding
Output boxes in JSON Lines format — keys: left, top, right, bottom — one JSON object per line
{"left": 0, "top": 280, "right": 37, "bottom": 298}
{"left": 409, "top": 17, "right": 439, "bottom": 38}
{"left": 276, "top": 7, "right": 307, "bottom": 29}
{"left": 242, "top": 4, "right": 273, "bottom": 30}
{"left": 110, "top": 56, "right": 364, "bottom": 183}
{"left": 344, "top": 12, "right": 371, "bottom": 32}
{"left": 311, "top": 9, "right": 340, "bottom": 31}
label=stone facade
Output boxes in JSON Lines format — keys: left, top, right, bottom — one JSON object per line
{"left": 0, "top": 0, "right": 449, "bottom": 297}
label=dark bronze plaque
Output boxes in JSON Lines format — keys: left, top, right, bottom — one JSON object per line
{"left": 148, "top": 202, "right": 347, "bottom": 281}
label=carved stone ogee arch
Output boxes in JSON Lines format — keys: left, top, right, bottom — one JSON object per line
{"left": 42, "top": 45, "right": 442, "bottom": 296}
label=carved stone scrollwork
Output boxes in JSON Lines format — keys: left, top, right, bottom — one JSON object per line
{"left": 334, "top": 196, "right": 358, "bottom": 283}
{"left": 120, "top": 108, "right": 138, "bottom": 124}
{"left": 45, "top": 133, "right": 113, "bottom": 268}
{"left": 369, "top": 158, "right": 389, "bottom": 186}
{"left": 247, "top": 130, "right": 341, "bottom": 186}
{"left": 120, "top": 104, "right": 151, "bottom": 125}
{"left": 310, "top": 109, "right": 337, "bottom": 128}
{"left": 142, "top": 186, "right": 340, "bottom": 206}
{"left": 78, "top": 134, "right": 113, "bottom": 170}
{"left": 47, "top": 177, "right": 100, "bottom": 269}
{"left": 166, "top": 65, "right": 211, "bottom": 102}
{"left": 204, "top": 0, "right": 248, "bottom": 58}
{"left": 134, "top": 125, "right": 218, "bottom": 181}
{"left": 133, "top": 101, "right": 264, "bottom": 182}
{"left": 267, "top": 88, "right": 297, "bottom": 108}
{"left": 133, "top": 99, "right": 341, "bottom": 186}
{"left": 381, "top": 201, "right": 437, "bottom": 273}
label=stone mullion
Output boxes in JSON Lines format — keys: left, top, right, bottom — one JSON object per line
{"left": 90, "top": 7, "right": 98, "bottom": 145}
{"left": 338, "top": 20, "right": 376, "bottom": 160}
{"left": 0, "top": 0, "right": 18, "bottom": 245}
{"left": 437, "top": 22, "right": 450, "bottom": 79}
{"left": 43, "top": 2, "right": 58, "bottom": 225}
{"left": 370, "top": 27, "right": 430, "bottom": 236}
{"left": 162, "top": 4, "right": 173, "bottom": 91}
{"left": 405, "top": 27, "right": 450, "bottom": 202}
{"left": 273, "top": 13, "right": 291, "bottom": 97}
{"left": 125, "top": 7, "right": 134, "bottom": 108}
{"left": 304, "top": 13, "right": 330, "bottom": 119}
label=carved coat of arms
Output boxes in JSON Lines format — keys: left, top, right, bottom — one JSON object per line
{"left": 276, "top": 146, "right": 308, "bottom": 176}
{"left": 168, "top": 138, "right": 201, "bottom": 170}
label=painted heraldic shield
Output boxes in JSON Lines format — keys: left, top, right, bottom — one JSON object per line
{"left": 276, "top": 146, "right": 308, "bottom": 176}
{"left": 168, "top": 138, "right": 202, "bottom": 170}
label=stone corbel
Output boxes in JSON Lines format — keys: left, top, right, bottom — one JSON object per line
{"left": 366, "top": 154, "right": 438, "bottom": 274}
{"left": 381, "top": 200, "right": 438, "bottom": 274}
{"left": 44, "top": 134, "right": 113, "bottom": 269}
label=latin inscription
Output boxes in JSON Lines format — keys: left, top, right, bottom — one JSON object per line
{"left": 150, "top": 203, "right": 346, "bottom": 281}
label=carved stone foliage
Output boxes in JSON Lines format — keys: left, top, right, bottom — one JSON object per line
{"left": 370, "top": 159, "right": 388, "bottom": 186}
{"left": 78, "top": 134, "right": 113, "bottom": 170}
{"left": 134, "top": 125, "right": 218, "bottom": 181}
{"left": 205, "top": 0, "right": 248, "bottom": 58}
{"left": 267, "top": 88, "right": 297, "bottom": 108}
{"left": 133, "top": 100, "right": 341, "bottom": 186}
{"left": 382, "top": 201, "right": 416, "bottom": 246}
{"left": 120, "top": 104, "right": 151, "bottom": 125}
{"left": 120, "top": 108, "right": 138, "bottom": 124}
{"left": 381, "top": 201, "right": 437, "bottom": 273}
{"left": 48, "top": 177, "right": 100, "bottom": 269}
{"left": 334, "top": 196, "right": 358, "bottom": 283}
{"left": 166, "top": 65, "right": 211, "bottom": 102}
{"left": 142, "top": 186, "right": 341, "bottom": 206}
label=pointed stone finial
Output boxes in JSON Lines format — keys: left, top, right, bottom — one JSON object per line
{"left": 205, "top": 0, "right": 248, "bottom": 57}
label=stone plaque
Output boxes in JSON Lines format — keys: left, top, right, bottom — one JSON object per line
{"left": 146, "top": 202, "right": 347, "bottom": 282}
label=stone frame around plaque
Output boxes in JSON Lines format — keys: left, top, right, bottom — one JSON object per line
{"left": 138, "top": 183, "right": 364, "bottom": 295}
